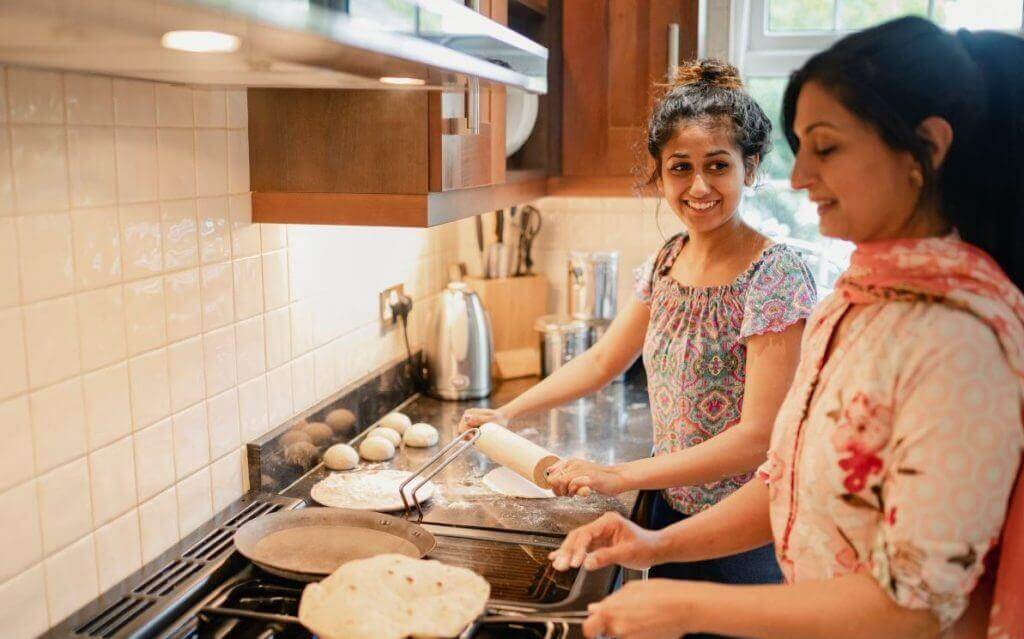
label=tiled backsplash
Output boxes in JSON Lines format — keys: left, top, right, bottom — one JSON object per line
{"left": 0, "top": 66, "right": 459, "bottom": 637}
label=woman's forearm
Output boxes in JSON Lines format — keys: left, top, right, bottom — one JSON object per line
{"left": 614, "top": 421, "right": 771, "bottom": 491}
{"left": 654, "top": 479, "right": 774, "bottom": 564}
{"left": 693, "top": 574, "right": 938, "bottom": 639}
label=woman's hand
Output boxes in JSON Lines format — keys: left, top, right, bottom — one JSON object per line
{"left": 548, "top": 512, "right": 663, "bottom": 571}
{"left": 583, "top": 579, "right": 707, "bottom": 639}
{"left": 546, "top": 458, "right": 627, "bottom": 497}
{"left": 457, "top": 407, "right": 508, "bottom": 433}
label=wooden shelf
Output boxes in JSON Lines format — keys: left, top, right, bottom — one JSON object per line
{"left": 546, "top": 176, "right": 657, "bottom": 198}
{"left": 252, "top": 170, "right": 548, "bottom": 227}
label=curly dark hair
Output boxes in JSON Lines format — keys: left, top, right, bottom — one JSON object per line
{"left": 643, "top": 59, "right": 773, "bottom": 185}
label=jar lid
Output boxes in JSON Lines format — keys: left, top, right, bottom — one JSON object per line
{"left": 534, "top": 314, "right": 589, "bottom": 334}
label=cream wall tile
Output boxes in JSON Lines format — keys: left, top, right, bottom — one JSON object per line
{"left": 167, "top": 336, "right": 205, "bottom": 412}
{"left": 201, "top": 262, "right": 233, "bottom": 330}
{"left": 227, "top": 130, "right": 249, "bottom": 193}
{"left": 260, "top": 224, "right": 287, "bottom": 252}
{"left": 229, "top": 194, "right": 257, "bottom": 256}
{"left": 138, "top": 486, "right": 178, "bottom": 563}
{"left": 0, "top": 308, "right": 26, "bottom": 399}
{"left": 314, "top": 346, "right": 338, "bottom": 401}
{"left": 155, "top": 85, "right": 193, "bottom": 127}
{"left": 160, "top": 199, "right": 198, "bottom": 269}
{"left": 0, "top": 396, "right": 33, "bottom": 492}
{"left": 0, "top": 219, "right": 18, "bottom": 306}
{"left": 197, "top": 196, "right": 230, "bottom": 263}
{"left": 164, "top": 268, "right": 201, "bottom": 341}
{"left": 89, "top": 436, "right": 137, "bottom": 526}
{"left": 262, "top": 251, "right": 288, "bottom": 310}
{"left": 119, "top": 202, "right": 162, "bottom": 279}
{"left": 64, "top": 74, "right": 113, "bottom": 125}
{"left": 24, "top": 296, "right": 80, "bottom": 388}
{"left": 128, "top": 348, "right": 170, "bottom": 429}
{"left": 76, "top": 284, "right": 127, "bottom": 372}
{"left": 17, "top": 212, "right": 73, "bottom": 302}
{"left": 266, "top": 364, "right": 293, "bottom": 426}
{"left": 0, "top": 129, "right": 12, "bottom": 216}
{"left": 0, "top": 481, "right": 42, "bottom": 581}
{"left": 133, "top": 418, "right": 174, "bottom": 502}
{"left": 172, "top": 403, "right": 209, "bottom": 480}
{"left": 264, "top": 307, "right": 291, "bottom": 369}
{"left": 94, "top": 509, "right": 141, "bottom": 592}
{"left": 207, "top": 389, "right": 240, "bottom": 460}
{"left": 194, "top": 89, "right": 226, "bottom": 128}
{"left": 157, "top": 128, "right": 196, "bottom": 199}
{"left": 82, "top": 363, "right": 132, "bottom": 451}
{"left": 124, "top": 276, "right": 167, "bottom": 355}
{"left": 0, "top": 564, "right": 49, "bottom": 639}
{"left": 37, "top": 458, "right": 93, "bottom": 554}
{"left": 0, "top": 66, "right": 5, "bottom": 121}
{"left": 203, "top": 326, "right": 236, "bottom": 396}
{"left": 115, "top": 127, "right": 158, "bottom": 203}
{"left": 211, "top": 448, "right": 243, "bottom": 512}
{"left": 235, "top": 315, "right": 265, "bottom": 383}
{"left": 71, "top": 206, "right": 121, "bottom": 289}
{"left": 237, "top": 376, "right": 268, "bottom": 442}
{"left": 291, "top": 353, "right": 315, "bottom": 412}
{"left": 289, "top": 301, "right": 313, "bottom": 356}
{"left": 233, "top": 256, "right": 263, "bottom": 320}
{"left": 195, "top": 130, "right": 228, "bottom": 197}
{"left": 43, "top": 534, "right": 98, "bottom": 626}
{"left": 112, "top": 79, "right": 155, "bottom": 126}
{"left": 7, "top": 68, "right": 63, "bottom": 124}
{"left": 177, "top": 467, "right": 213, "bottom": 537}
{"left": 30, "top": 378, "right": 87, "bottom": 473}
{"left": 67, "top": 126, "right": 117, "bottom": 208}
{"left": 226, "top": 89, "right": 246, "bottom": 128}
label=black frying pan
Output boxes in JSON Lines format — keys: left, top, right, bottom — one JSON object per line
{"left": 233, "top": 508, "right": 436, "bottom": 582}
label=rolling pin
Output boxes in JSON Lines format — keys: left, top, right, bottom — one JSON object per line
{"left": 474, "top": 423, "right": 592, "bottom": 497}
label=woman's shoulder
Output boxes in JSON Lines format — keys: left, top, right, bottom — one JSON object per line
{"left": 749, "top": 243, "right": 816, "bottom": 281}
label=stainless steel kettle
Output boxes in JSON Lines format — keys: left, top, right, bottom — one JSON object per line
{"left": 424, "top": 282, "right": 493, "bottom": 400}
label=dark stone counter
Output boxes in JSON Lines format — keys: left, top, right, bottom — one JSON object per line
{"left": 284, "top": 368, "right": 654, "bottom": 537}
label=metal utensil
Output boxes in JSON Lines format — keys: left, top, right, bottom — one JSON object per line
{"left": 233, "top": 508, "right": 436, "bottom": 581}
{"left": 517, "top": 205, "right": 542, "bottom": 275}
{"left": 485, "top": 209, "right": 511, "bottom": 278}
{"left": 475, "top": 214, "right": 486, "bottom": 276}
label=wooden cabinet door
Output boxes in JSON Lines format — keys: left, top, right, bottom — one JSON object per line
{"left": 561, "top": 0, "right": 698, "bottom": 178}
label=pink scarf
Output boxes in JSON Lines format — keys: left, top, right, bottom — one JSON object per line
{"left": 835, "top": 236, "right": 1024, "bottom": 638}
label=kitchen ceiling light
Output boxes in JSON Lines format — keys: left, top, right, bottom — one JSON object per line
{"left": 379, "top": 76, "right": 426, "bottom": 86}
{"left": 161, "top": 30, "right": 241, "bottom": 53}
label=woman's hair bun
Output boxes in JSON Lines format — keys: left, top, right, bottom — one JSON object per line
{"left": 671, "top": 59, "right": 743, "bottom": 90}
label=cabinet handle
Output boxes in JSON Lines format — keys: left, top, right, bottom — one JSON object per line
{"left": 468, "top": 0, "right": 482, "bottom": 134}
{"left": 667, "top": 23, "right": 680, "bottom": 81}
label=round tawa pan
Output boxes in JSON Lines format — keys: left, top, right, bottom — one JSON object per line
{"left": 233, "top": 508, "right": 436, "bottom": 581}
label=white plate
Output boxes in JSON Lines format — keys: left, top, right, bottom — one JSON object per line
{"left": 310, "top": 469, "right": 437, "bottom": 512}
{"left": 482, "top": 466, "right": 554, "bottom": 499}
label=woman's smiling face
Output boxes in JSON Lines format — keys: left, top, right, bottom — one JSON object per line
{"left": 658, "top": 121, "right": 755, "bottom": 234}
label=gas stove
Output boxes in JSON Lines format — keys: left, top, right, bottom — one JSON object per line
{"left": 51, "top": 493, "right": 609, "bottom": 639}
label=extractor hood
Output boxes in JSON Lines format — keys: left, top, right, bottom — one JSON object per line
{"left": 0, "top": 0, "right": 548, "bottom": 93}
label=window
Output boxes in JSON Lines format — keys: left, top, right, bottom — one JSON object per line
{"left": 730, "top": 0, "right": 1023, "bottom": 292}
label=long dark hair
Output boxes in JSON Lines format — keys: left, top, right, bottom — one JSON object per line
{"left": 781, "top": 16, "right": 1024, "bottom": 288}
{"left": 645, "top": 59, "right": 773, "bottom": 185}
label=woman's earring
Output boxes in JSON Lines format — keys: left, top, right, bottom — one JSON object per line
{"left": 909, "top": 168, "right": 924, "bottom": 188}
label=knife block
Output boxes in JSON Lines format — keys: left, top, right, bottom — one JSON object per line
{"left": 466, "top": 274, "right": 548, "bottom": 379}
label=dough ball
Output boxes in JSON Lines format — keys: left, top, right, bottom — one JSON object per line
{"left": 284, "top": 441, "right": 319, "bottom": 468}
{"left": 302, "top": 421, "right": 333, "bottom": 445}
{"left": 325, "top": 408, "right": 357, "bottom": 433}
{"left": 403, "top": 423, "right": 439, "bottom": 448}
{"left": 379, "top": 412, "right": 412, "bottom": 434}
{"left": 369, "top": 426, "right": 402, "bottom": 447}
{"left": 280, "top": 430, "right": 312, "bottom": 448}
{"left": 359, "top": 436, "right": 396, "bottom": 462}
{"left": 323, "top": 444, "right": 359, "bottom": 471}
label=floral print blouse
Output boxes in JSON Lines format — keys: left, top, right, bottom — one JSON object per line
{"left": 635, "top": 233, "right": 817, "bottom": 514}
{"left": 760, "top": 298, "right": 1024, "bottom": 629}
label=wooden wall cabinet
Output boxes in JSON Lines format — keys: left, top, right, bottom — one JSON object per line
{"left": 554, "top": 0, "right": 698, "bottom": 196}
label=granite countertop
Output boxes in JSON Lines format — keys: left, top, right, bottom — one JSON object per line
{"left": 284, "top": 370, "right": 655, "bottom": 536}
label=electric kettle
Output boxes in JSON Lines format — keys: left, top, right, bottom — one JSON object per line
{"left": 423, "top": 282, "right": 493, "bottom": 400}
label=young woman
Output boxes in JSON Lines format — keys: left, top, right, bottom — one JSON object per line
{"left": 460, "top": 60, "right": 816, "bottom": 589}
{"left": 548, "top": 17, "right": 1024, "bottom": 639}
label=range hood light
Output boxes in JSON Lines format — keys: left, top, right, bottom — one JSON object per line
{"left": 379, "top": 76, "right": 426, "bottom": 86}
{"left": 161, "top": 30, "right": 241, "bottom": 53}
